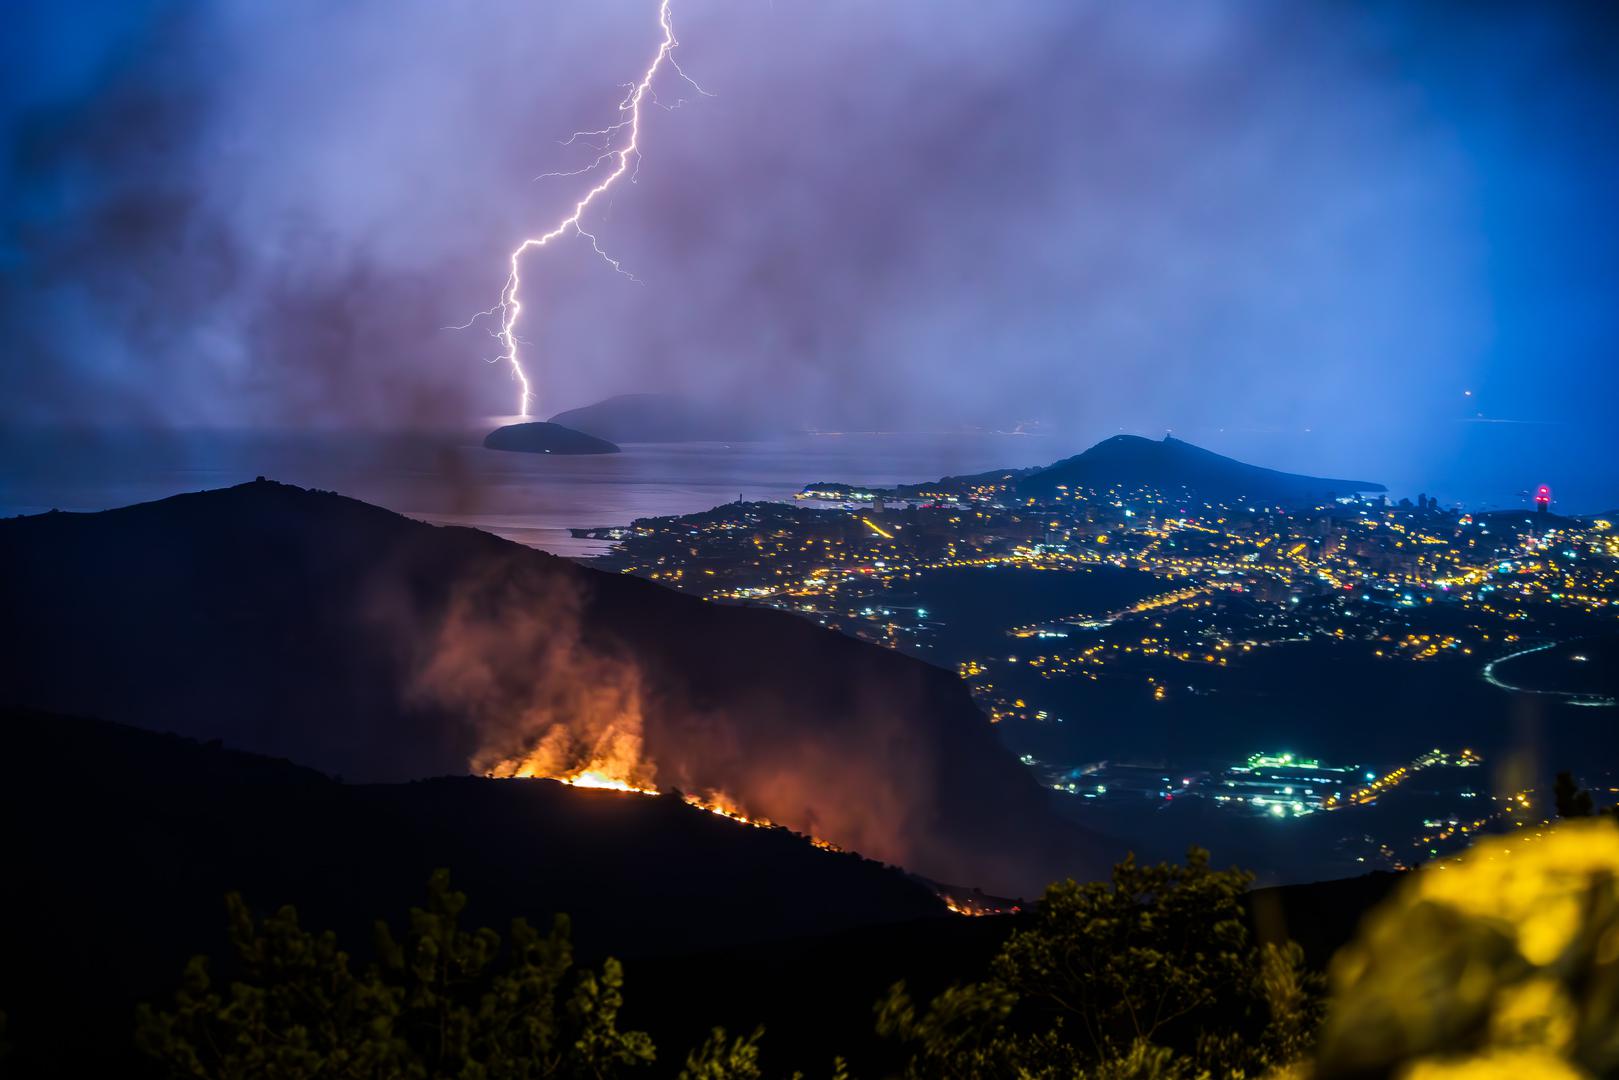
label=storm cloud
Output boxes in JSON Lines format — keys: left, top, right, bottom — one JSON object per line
{"left": 2, "top": 1, "right": 1617, "bottom": 499}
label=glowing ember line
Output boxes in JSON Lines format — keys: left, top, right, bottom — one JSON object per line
{"left": 513, "top": 770, "right": 978, "bottom": 914}
{"left": 526, "top": 768, "right": 847, "bottom": 850}
{"left": 557, "top": 770, "right": 659, "bottom": 794}
{"left": 942, "top": 896, "right": 995, "bottom": 917}
{"left": 683, "top": 789, "right": 775, "bottom": 830}
{"left": 470, "top": 0, "right": 707, "bottom": 416}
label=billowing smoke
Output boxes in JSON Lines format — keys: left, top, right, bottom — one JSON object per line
{"left": 388, "top": 546, "right": 931, "bottom": 860}
{"left": 402, "top": 562, "right": 656, "bottom": 790}
{"left": 347, "top": 512, "right": 1092, "bottom": 891}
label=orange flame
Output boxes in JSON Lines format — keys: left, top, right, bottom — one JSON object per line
{"left": 484, "top": 719, "right": 658, "bottom": 794}
{"left": 484, "top": 727, "right": 848, "bottom": 851}
{"left": 556, "top": 770, "right": 660, "bottom": 794}
{"left": 941, "top": 896, "right": 994, "bottom": 916}
{"left": 682, "top": 789, "right": 771, "bottom": 827}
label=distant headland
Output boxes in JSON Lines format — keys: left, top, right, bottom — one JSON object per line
{"left": 804, "top": 433, "right": 1387, "bottom": 506}
{"left": 549, "top": 393, "right": 782, "bottom": 444}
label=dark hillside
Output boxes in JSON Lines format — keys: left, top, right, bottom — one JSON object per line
{"left": 0, "top": 481, "right": 1106, "bottom": 893}
{"left": 1019, "top": 434, "right": 1384, "bottom": 502}
{"left": 0, "top": 709, "right": 945, "bottom": 1075}
{"left": 550, "top": 393, "right": 779, "bottom": 443}
{"left": 0, "top": 708, "right": 1398, "bottom": 1077}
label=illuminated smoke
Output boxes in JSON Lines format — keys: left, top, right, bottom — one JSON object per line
{"left": 383, "top": 538, "right": 1095, "bottom": 895}
{"left": 462, "top": 0, "right": 707, "bottom": 416}
{"left": 404, "top": 564, "right": 660, "bottom": 792}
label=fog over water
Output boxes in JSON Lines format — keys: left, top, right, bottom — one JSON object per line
{"left": 0, "top": 430, "right": 1064, "bottom": 557}
{"left": 2, "top": 420, "right": 1600, "bottom": 563}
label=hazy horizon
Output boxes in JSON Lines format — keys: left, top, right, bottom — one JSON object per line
{"left": 1, "top": 420, "right": 1609, "bottom": 521}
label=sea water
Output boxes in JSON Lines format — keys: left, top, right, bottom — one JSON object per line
{"left": 0, "top": 428, "right": 1063, "bottom": 557}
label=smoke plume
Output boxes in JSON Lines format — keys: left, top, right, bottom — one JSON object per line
{"left": 403, "top": 562, "right": 656, "bottom": 790}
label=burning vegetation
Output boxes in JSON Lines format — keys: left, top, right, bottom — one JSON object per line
{"left": 482, "top": 734, "right": 845, "bottom": 853}
{"left": 384, "top": 535, "right": 1101, "bottom": 898}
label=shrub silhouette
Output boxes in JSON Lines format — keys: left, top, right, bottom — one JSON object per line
{"left": 135, "top": 868, "right": 655, "bottom": 1079}
{"left": 119, "top": 821, "right": 1619, "bottom": 1078}
{"left": 878, "top": 848, "right": 1320, "bottom": 1078}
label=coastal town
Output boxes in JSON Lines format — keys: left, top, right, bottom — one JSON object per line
{"left": 578, "top": 450, "right": 1618, "bottom": 877}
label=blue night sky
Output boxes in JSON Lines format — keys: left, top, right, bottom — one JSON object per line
{"left": 2, "top": 1, "right": 1617, "bottom": 507}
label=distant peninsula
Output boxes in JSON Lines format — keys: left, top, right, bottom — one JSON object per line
{"left": 804, "top": 434, "right": 1385, "bottom": 506}
{"left": 550, "top": 393, "right": 781, "bottom": 444}
{"left": 482, "top": 421, "right": 620, "bottom": 455}
{"left": 1015, "top": 434, "right": 1385, "bottom": 503}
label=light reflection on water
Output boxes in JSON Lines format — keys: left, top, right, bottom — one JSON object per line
{"left": 0, "top": 429, "right": 1064, "bottom": 557}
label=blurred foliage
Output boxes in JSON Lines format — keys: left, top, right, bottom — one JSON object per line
{"left": 1554, "top": 772, "right": 1595, "bottom": 818}
{"left": 673, "top": 1027, "right": 849, "bottom": 1080}
{"left": 677, "top": 1028, "right": 767, "bottom": 1080}
{"left": 102, "top": 815, "right": 1619, "bottom": 1079}
{"left": 1552, "top": 772, "right": 1619, "bottom": 822}
{"left": 1313, "top": 820, "right": 1619, "bottom": 1079}
{"left": 877, "top": 848, "right": 1321, "bottom": 1078}
{"left": 135, "top": 868, "right": 655, "bottom": 1079}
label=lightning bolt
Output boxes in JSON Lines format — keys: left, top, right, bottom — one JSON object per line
{"left": 468, "top": 0, "right": 708, "bottom": 417}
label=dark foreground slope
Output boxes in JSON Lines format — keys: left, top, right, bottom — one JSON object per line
{"left": 627, "top": 871, "right": 1400, "bottom": 1074}
{"left": 0, "top": 709, "right": 943, "bottom": 1075}
{"left": 1020, "top": 434, "right": 1384, "bottom": 502}
{"left": 0, "top": 709, "right": 1398, "bottom": 1077}
{"left": 0, "top": 480, "right": 1105, "bottom": 894}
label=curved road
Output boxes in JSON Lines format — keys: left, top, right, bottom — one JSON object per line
{"left": 1482, "top": 641, "right": 1616, "bottom": 707}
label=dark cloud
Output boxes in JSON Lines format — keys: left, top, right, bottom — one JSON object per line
{"left": 1, "top": 0, "right": 1616, "bottom": 498}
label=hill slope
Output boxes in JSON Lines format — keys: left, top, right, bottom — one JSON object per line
{"left": 0, "top": 708, "right": 947, "bottom": 1075}
{"left": 1019, "top": 434, "right": 1384, "bottom": 502}
{"left": 550, "top": 393, "right": 779, "bottom": 443}
{"left": 0, "top": 480, "right": 1105, "bottom": 894}
{"left": 0, "top": 708, "right": 1399, "bottom": 1077}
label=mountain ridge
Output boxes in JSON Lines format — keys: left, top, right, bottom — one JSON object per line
{"left": 879, "top": 433, "right": 1384, "bottom": 504}
{"left": 550, "top": 393, "right": 781, "bottom": 443}
{"left": 1018, "top": 434, "right": 1385, "bottom": 502}
{"left": 0, "top": 706, "right": 948, "bottom": 1074}
{"left": 0, "top": 479, "right": 1105, "bottom": 894}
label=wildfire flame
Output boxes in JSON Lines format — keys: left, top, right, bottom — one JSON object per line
{"left": 557, "top": 770, "right": 659, "bottom": 794}
{"left": 941, "top": 896, "right": 994, "bottom": 917}
{"left": 936, "top": 891, "right": 1020, "bottom": 917}
{"left": 682, "top": 788, "right": 772, "bottom": 828}
{"left": 483, "top": 717, "right": 659, "bottom": 794}
{"left": 487, "top": 750, "right": 850, "bottom": 852}
{"left": 497, "top": 762, "right": 1021, "bottom": 915}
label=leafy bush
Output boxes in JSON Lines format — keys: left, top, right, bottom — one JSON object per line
{"left": 878, "top": 848, "right": 1320, "bottom": 1078}
{"left": 117, "top": 817, "right": 1619, "bottom": 1078}
{"left": 135, "top": 869, "right": 654, "bottom": 1079}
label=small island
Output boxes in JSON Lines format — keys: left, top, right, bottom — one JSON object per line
{"left": 482, "top": 421, "right": 621, "bottom": 455}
